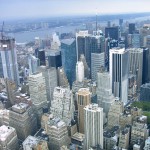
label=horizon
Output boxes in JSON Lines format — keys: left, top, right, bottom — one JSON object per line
{"left": 1, "top": 0, "right": 150, "bottom": 20}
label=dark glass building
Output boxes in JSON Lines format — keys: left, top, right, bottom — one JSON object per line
{"left": 129, "top": 23, "right": 135, "bottom": 34}
{"left": 76, "top": 31, "right": 105, "bottom": 70}
{"left": 105, "top": 38, "right": 118, "bottom": 71}
{"left": 140, "top": 83, "right": 150, "bottom": 101}
{"left": 61, "top": 38, "right": 76, "bottom": 87}
{"left": 105, "top": 26, "right": 119, "bottom": 40}
{"left": 142, "top": 47, "right": 149, "bottom": 84}
{"left": 47, "top": 50, "right": 62, "bottom": 68}
{"left": 35, "top": 48, "right": 46, "bottom": 66}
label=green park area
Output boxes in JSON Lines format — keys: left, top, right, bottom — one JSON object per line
{"left": 132, "top": 101, "right": 150, "bottom": 124}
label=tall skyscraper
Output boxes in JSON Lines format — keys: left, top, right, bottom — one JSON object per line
{"left": 109, "top": 48, "right": 129, "bottom": 104}
{"left": 141, "top": 47, "right": 149, "bottom": 84}
{"left": 128, "top": 48, "right": 143, "bottom": 89}
{"left": 105, "top": 38, "right": 118, "bottom": 71}
{"left": 76, "top": 61, "right": 84, "bottom": 83}
{"left": 131, "top": 33, "right": 141, "bottom": 48}
{"left": 35, "top": 49, "right": 46, "bottom": 66}
{"left": 28, "top": 54, "right": 40, "bottom": 74}
{"left": 105, "top": 26, "right": 119, "bottom": 40}
{"left": 91, "top": 52, "right": 105, "bottom": 81}
{"left": 57, "top": 67, "right": 69, "bottom": 88}
{"left": 38, "top": 66, "right": 58, "bottom": 106}
{"left": 84, "top": 104, "right": 103, "bottom": 149}
{"left": 61, "top": 38, "right": 76, "bottom": 86}
{"left": 129, "top": 23, "right": 135, "bottom": 34}
{"left": 0, "top": 37, "right": 19, "bottom": 85}
{"left": 50, "top": 87, "right": 74, "bottom": 125}
{"left": 77, "top": 88, "right": 91, "bottom": 133}
{"left": 76, "top": 30, "right": 105, "bottom": 70}
{"left": 28, "top": 72, "right": 48, "bottom": 124}
{"left": 97, "top": 69, "right": 115, "bottom": 116}
{"left": 47, "top": 50, "right": 62, "bottom": 68}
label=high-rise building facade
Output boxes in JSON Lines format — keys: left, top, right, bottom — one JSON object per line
{"left": 91, "top": 52, "right": 105, "bottom": 81}
{"left": 0, "top": 37, "right": 19, "bottom": 85}
{"left": 131, "top": 33, "right": 141, "bottom": 48}
{"left": 28, "top": 54, "right": 40, "bottom": 74}
{"left": 140, "top": 83, "right": 150, "bottom": 101}
{"left": 84, "top": 104, "right": 103, "bottom": 149}
{"left": 77, "top": 88, "right": 91, "bottom": 133}
{"left": 76, "top": 30, "right": 105, "bottom": 70}
{"left": 105, "top": 26, "right": 119, "bottom": 40}
{"left": 47, "top": 50, "right": 62, "bottom": 68}
{"left": 50, "top": 87, "right": 74, "bottom": 125}
{"left": 129, "top": 23, "right": 135, "bottom": 34}
{"left": 128, "top": 48, "right": 143, "bottom": 89}
{"left": 9, "top": 103, "right": 37, "bottom": 140}
{"left": 28, "top": 72, "right": 48, "bottom": 124}
{"left": 109, "top": 48, "right": 129, "bottom": 104}
{"left": 38, "top": 66, "right": 58, "bottom": 106}
{"left": 107, "top": 98, "right": 124, "bottom": 128}
{"left": 142, "top": 47, "right": 149, "bottom": 84}
{"left": 144, "top": 137, "right": 150, "bottom": 150}
{"left": 61, "top": 38, "right": 76, "bottom": 87}
{"left": 97, "top": 70, "right": 115, "bottom": 116}
{"left": 76, "top": 61, "right": 84, "bottom": 83}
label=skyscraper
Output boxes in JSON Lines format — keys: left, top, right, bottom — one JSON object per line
{"left": 77, "top": 88, "right": 91, "bottom": 133}
{"left": 61, "top": 38, "right": 76, "bottom": 87}
{"left": 129, "top": 23, "right": 135, "bottom": 34}
{"left": 28, "top": 72, "right": 48, "bottom": 125}
{"left": 0, "top": 37, "right": 19, "bottom": 85}
{"left": 47, "top": 50, "right": 62, "bottom": 68}
{"left": 97, "top": 69, "right": 115, "bottom": 116}
{"left": 84, "top": 104, "right": 103, "bottom": 149}
{"left": 105, "top": 26, "right": 119, "bottom": 40}
{"left": 28, "top": 54, "right": 40, "bottom": 74}
{"left": 131, "top": 33, "right": 141, "bottom": 48}
{"left": 109, "top": 48, "right": 129, "bottom": 104}
{"left": 91, "top": 52, "right": 105, "bottom": 81}
{"left": 35, "top": 48, "right": 46, "bottom": 66}
{"left": 50, "top": 87, "right": 74, "bottom": 125}
{"left": 76, "top": 61, "right": 84, "bottom": 83}
{"left": 38, "top": 66, "right": 58, "bottom": 106}
{"left": 128, "top": 48, "right": 143, "bottom": 89}
{"left": 76, "top": 30, "right": 105, "bottom": 70}
{"left": 142, "top": 47, "right": 149, "bottom": 84}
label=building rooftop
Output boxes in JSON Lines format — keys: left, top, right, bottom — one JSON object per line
{"left": 48, "top": 117, "right": 66, "bottom": 128}
{"left": 84, "top": 103, "right": 103, "bottom": 112}
{"left": 78, "top": 88, "right": 91, "bottom": 96}
{"left": 0, "top": 125, "right": 15, "bottom": 141}
{"left": 71, "top": 132, "right": 84, "bottom": 142}
{"left": 110, "top": 48, "right": 126, "bottom": 54}
{"left": 61, "top": 38, "right": 75, "bottom": 45}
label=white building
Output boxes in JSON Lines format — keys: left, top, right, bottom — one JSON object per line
{"left": 76, "top": 61, "right": 84, "bottom": 82}
{"left": 97, "top": 70, "right": 115, "bottom": 116}
{"left": 84, "top": 104, "right": 103, "bottom": 149}
{"left": 109, "top": 48, "right": 129, "bottom": 105}
{"left": 0, "top": 125, "right": 18, "bottom": 150}
{"left": 50, "top": 87, "right": 74, "bottom": 125}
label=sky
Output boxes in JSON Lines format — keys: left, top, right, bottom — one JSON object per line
{"left": 0, "top": 0, "right": 150, "bottom": 20}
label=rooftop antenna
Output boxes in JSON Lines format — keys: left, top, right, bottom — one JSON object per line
{"left": 96, "top": 9, "right": 98, "bottom": 35}
{"left": 1, "top": 21, "right": 4, "bottom": 40}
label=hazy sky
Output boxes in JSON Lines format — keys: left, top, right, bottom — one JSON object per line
{"left": 0, "top": 0, "right": 150, "bottom": 19}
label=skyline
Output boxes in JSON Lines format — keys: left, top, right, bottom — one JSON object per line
{"left": 1, "top": 0, "right": 150, "bottom": 20}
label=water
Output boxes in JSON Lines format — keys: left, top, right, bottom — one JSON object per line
{"left": 9, "top": 25, "right": 86, "bottom": 43}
